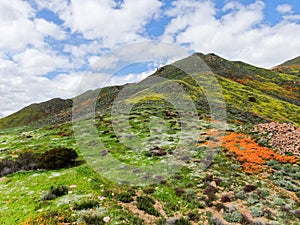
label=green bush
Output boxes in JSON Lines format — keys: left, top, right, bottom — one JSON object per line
{"left": 50, "top": 185, "right": 68, "bottom": 197}
{"left": 250, "top": 205, "right": 264, "bottom": 217}
{"left": 40, "top": 185, "right": 68, "bottom": 201}
{"left": 223, "top": 211, "right": 242, "bottom": 223}
{"left": 73, "top": 199, "right": 99, "bottom": 210}
{"left": 234, "top": 190, "right": 247, "bottom": 200}
{"left": 115, "top": 192, "right": 134, "bottom": 203}
{"left": 136, "top": 196, "right": 160, "bottom": 216}
{"left": 38, "top": 147, "right": 78, "bottom": 170}
{"left": 174, "top": 217, "right": 191, "bottom": 225}
{"left": 183, "top": 189, "right": 196, "bottom": 202}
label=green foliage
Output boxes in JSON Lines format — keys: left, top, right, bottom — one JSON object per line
{"left": 40, "top": 185, "right": 68, "bottom": 201}
{"left": 174, "top": 217, "right": 192, "bottom": 225}
{"left": 136, "top": 196, "right": 160, "bottom": 216}
{"left": 77, "top": 207, "right": 106, "bottom": 225}
{"left": 223, "top": 211, "right": 242, "bottom": 223}
{"left": 38, "top": 147, "right": 78, "bottom": 170}
{"left": 115, "top": 192, "right": 134, "bottom": 203}
{"left": 73, "top": 199, "right": 99, "bottom": 210}
{"left": 250, "top": 205, "right": 264, "bottom": 217}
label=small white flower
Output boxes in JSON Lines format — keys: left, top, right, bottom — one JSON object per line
{"left": 103, "top": 216, "right": 110, "bottom": 223}
{"left": 98, "top": 196, "right": 106, "bottom": 201}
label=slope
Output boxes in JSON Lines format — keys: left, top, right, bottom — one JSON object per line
{"left": 273, "top": 55, "right": 300, "bottom": 76}
{"left": 0, "top": 53, "right": 299, "bottom": 129}
{"left": 0, "top": 98, "right": 72, "bottom": 129}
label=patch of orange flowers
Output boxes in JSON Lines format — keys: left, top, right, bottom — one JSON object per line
{"left": 201, "top": 131, "right": 298, "bottom": 174}
{"left": 221, "top": 133, "right": 297, "bottom": 173}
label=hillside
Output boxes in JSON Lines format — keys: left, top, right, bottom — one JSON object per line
{"left": 273, "top": 55, "right": 300, "bottom": 76}
{"left": 0, "top": 98, "right": 72, "bottom": 129}
{"left": 1, "top": 53, "right": 299, "bottom": 129}
{"left": 0, "top": 53, "right": 299, "bottom": 225}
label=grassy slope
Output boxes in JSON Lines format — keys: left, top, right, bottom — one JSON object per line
{"left": 0, "top": 54, "right": 300, "bottom": 224}
{"left": 273, "top": 56, "right": 300, "bottom": 77}
{"left": 0, "top": 98, "right": 72, "bottom": 129}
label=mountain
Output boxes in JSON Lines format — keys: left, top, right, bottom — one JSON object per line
{"left": 0, "top": 53, "right": 300, "bottom": 225}
{"left": 0, "top": 98, "right": 72, "bottom": 129}
{"left": 273, "top": 55, "right": 300, "bottom": 76}
{"left": 1, "top": 52, "right": 299, "bottom": 129}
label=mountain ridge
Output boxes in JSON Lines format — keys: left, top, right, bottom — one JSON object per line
{"left": 0, "top": 53, "right": 299, "bottom": 129}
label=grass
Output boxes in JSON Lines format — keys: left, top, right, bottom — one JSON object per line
{"left": 0, "top": 53, "right": 300, "bottom": 224}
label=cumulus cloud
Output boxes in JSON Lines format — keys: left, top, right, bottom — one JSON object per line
{"left": 0, "top": 0, "right": 43, "bottom": 51}
{"left": 0, "top": 64, "right": 83, "bottom": 116}
{"left": 35, "top": 18, "right": 66, "bottom": 40}
{"left": 13, "top": 48, "right": 69, "bottom": 76}
{"left": 107, "top": 70, "right": 156, "bottom": 86}
{"left": 162, "top": 0, "right": 300, "bottom": 68}
{"left": 36, "top": 0, "right": 162, "bottom": 47}
{"left": 1, "top": 0, "right": 300, "bottom": 117}
{"left": 276, "top": 4, "right": 293, "bottom": 14}
{"left": 283, "top": 14, "right": 300, "bottom": 21}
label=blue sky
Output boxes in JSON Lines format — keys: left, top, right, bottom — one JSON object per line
{"left": 0, "top": 0, "right": 300, "bottom": 117}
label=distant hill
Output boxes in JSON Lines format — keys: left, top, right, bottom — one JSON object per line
{"left": 273, "top": 56, "right": 300, "bottom": 76}
{"left": 0, "top": 98, "right": 72, "bottom": 129}
{"left": 278, "top": 56, "right": 300, "bottom": 67}
{"left": 0, "top": 53, "right": 299, "bottom": 129}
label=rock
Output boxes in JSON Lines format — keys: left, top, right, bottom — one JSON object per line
{"left": 210, "top": 181, "right": 217, "bottom": 188}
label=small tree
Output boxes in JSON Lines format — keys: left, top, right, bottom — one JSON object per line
{"left": 38, "top": 147, "right": 78, "bottom": 170}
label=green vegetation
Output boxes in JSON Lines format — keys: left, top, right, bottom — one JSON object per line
{"left": 0, "top": 53, "right": 299, "bottom": 224}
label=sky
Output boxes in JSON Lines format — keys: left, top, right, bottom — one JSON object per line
{"left": 0, "top": 0, "right": 300, "bottom": 117}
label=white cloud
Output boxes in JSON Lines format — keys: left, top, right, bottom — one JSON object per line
{"left": 283, "top": 14, "right": 300, "bottom": 21}
{"left": 0, "top": 59, "right": 82, "bottom": 116}
{"left": 276, "top": 4, "right": 293, "bottom": 14}
{"left": 107, "top": 69, "right": 156, "bottom": 86}
{"left": 35, "top": 18, "right": 66, "bottom": 40}
{"left": 162, "top": 0, "right": 300, "bottom": 68}
{"left": 0, "top": 0, "right": 46, "bottom": 51}
{"left": 36, "top": 0, "right": 162, "bottom": 47}
{"left": 13, "top": 48, "right": 69, "bottom": 76}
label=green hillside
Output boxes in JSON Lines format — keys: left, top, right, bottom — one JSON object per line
{"left": 0, "top": 53, "right": 299, "bottom": 225}
{"left": 0, "top": 98, "right": 72, "bottom": 129}
{"left": 273, "top": 56, "right": 300, "bottom": 76}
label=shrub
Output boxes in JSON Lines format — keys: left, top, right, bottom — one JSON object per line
{"left": 78, "top": 207, "right": 105, "bottom": 225}
{"left": 73, "top": 199, "right": 99, "bottom": 210}
{"left": 223, "top": 211, "right": 242, "bottom": 223}
{"left": 234, "top": 190, "right": 247, "bottom": 200}
{"left": 164, "top": 202, "right": 180, "bottom": 212}
{"left": 183, "top": 189, "right": 196, "bottom": 202}
{"left": 204, "top": 185, "right": 218, "bottom": 197}
{"left": 250, "top": 205, "right": 264, "bottom": 217}
{"left": 209, "top": 215, "right": 225, "bottom": 225}
{"left": 0, "top": 151, "right": 40, "bottom": 176}
{"left": 102, "top": 190, "right": 113, "bottom": 198}
{"left": 174, "top": 187, "right": 185, "bottom": 197}
{"left": 136, "top": 196, "right": 160, "bottom": 216}
{"left": 143, "top": 187, "right": 155, "bottom": 194}
{"left": 263, "top": 209, "right": 273, "bottom": 219}
{"left": 174, "top": 217, "right": 191, "bottom": 225}
{"left": 40, "top": 192, "right": 57, "bottom": 201}
{"left": 40, "top": 185, "right": 68, "bottom": 201}
{"left": 115, "top": 192, "right": 133, "bottom": 203}
{"left": 187, "top": 212, "right": 199, "bottom": 222}
{"left": 220, "top": 195, "right": 232, "bottom": 203}
{"left": 294, "top": 210, "right": 300, "bottom": 219}
{"left": 38, "top": 147, "right": 78, "bottom": 170}
{"left": 243, "top": 184, "right": 257, "bottom": 192}
{"left": 50, "top": 185, "right": 68, "bottom": 197}
{"left": 257, "top": 188, "right": 270, "bottom": 199}
{"left": 247, "top": 193, "right": 260, "bottom": 205}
